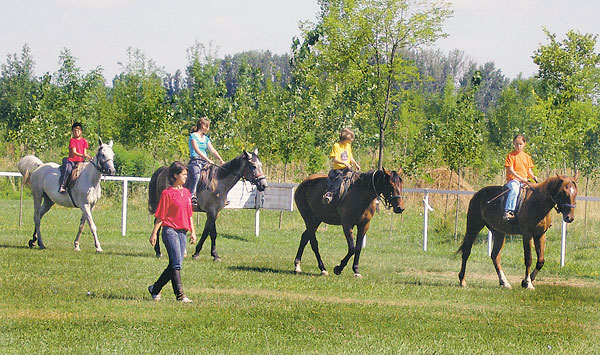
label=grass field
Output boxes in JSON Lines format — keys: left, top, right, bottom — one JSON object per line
{"left": 1, "top": 195, "right": 599, "bottom": 354}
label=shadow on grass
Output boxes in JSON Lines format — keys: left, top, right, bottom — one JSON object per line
{"left": 219, "top": 234, "right": 250, "bottom": 242}
{"left": 0, "top": 243, "right": 36, "bottom": 250}
{"left": 228, "top": 265, "right": 298, "bottom": 275}
{"left": 102, "top": 250, "right": 150, "bottom": 258}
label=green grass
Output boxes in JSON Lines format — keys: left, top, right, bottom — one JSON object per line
{"left": 0, "top": 197, "right": 599, "bottom": 354}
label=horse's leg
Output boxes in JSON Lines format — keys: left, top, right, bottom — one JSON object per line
{"left": 33, "top": 194, "right": 54, "bottom": 249}
{"left": 491, "top": 231, "right": 511, "bottom": 289}
{"left": 530, "top": 233, "right": 546, "bottom": 283}
{"left": 334, "top": 224, "right": 355, "bottom": 275}
{"left": 307, "top": 223, "right": 327, "bottom": 275}
{"left": 81, "top": 204, "right": 103, "bottom": 253}
{"left": 520, "top": 236, "right": 535, "bottom": 289}
{"left": 207, "top": 214, "right": 220, "bottom": 261}
{"left": 458, "top": 209, "right": 485, "bottom": 287}
{"left": 351, "top": 223, "right": 371, "bottom": 278}
{"left": 192, "top": 216, "right": 211, "bottom": 259}
{"left": 73, "top": 215, "right": 86, "bottom": 251}
{"left": 294, "top": 226, "right": 314, "bottom": 274}
{"left": 153, "top": 217, "right": 162, "bottom": 257}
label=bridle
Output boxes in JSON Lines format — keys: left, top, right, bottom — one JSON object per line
{"left": 550, "top": 191, "right": 576, "bottom": 213}
{"left": 89, "top": 148, "right": 113, "bottom": 174}
{"left": 242, "top": 158, "right": 266, "bottom": 187}
{"left": 371, "top": 170, "right": 403, "bottom": 209}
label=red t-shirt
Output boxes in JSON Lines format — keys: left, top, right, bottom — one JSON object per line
{"left": 155, "top": 187, "right": 193, "bottom": 231}
{"left": 68, "top": 137, "right": 89, "bottom": 162}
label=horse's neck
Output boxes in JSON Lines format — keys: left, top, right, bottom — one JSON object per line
{"left": 350, "top": 172, "right": 378, "bottom": 204}
{"left": 218, "top": 157, "right": 245, "bottom": 191}
{"left": 77, "top": 161, "right": 102, "bottom": 188}
{"left": 528, "top": 178, "right": 560, "bottom": 214}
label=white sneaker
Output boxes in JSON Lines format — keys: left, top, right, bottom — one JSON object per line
{"left": 177, "top": 296, "right": 192, "bottom": 303}
{"left": 148, "top": 285, "right": 161, "bottom": 301}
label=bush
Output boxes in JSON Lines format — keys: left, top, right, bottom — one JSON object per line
{"left": 112, "top": 143, "right": 156, "bottom": 177}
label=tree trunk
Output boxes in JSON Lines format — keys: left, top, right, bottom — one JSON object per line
{"left": 378, "top": 125, "right": 385, "bottom": 170}
{"left": 454, "top": 166, "right": 461, "bottom": 241}
{"left": 278, "top": 161, "right": 288, "bottom": 229}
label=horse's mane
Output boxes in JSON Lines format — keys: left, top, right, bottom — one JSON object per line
{"left": 217, "top": 154, "right": 245, "bottom": 179}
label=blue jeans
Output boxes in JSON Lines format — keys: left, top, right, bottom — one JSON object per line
{"left": 187, "top": 158, "right": 206, "bottom": 196}
{"left": 505, "top": 179, "right": 521, "bottom": 212}
{"left": 162, "top": 226, "right": 187, "bottom": 270}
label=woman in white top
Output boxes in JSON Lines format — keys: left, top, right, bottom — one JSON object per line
{"left": 187, "top": 117, "right": 224, "bottom": 203}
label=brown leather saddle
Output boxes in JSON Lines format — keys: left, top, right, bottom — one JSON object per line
{"left": 337, "top": 170, "right": 358, "bottom": 203}
{"left": 196, "top": 164, "right": 215, "bottom": 192}
{"left": 492, "top": 184, "right": 528, "bottom": 221}
{"left": 66, "top": 162, "right": 85, "bottom": 189}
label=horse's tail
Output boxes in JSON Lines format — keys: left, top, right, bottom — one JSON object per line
{"left": 456, "top": 191, "right": 486, "bottom": 257}
{"left": 148, "top": 166, "right": 167, "bottom": 214}
{"left": 17, "top": 155, "right": 44, "bottom": 187}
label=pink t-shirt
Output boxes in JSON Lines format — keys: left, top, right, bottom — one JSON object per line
{"left": 68, "top": 137, "right": 89, "bottom": 162}
{"left": 155, "top": 187, "right": 193, "bottom": 231}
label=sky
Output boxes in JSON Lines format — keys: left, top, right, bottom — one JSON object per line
{"left": 1, "top": 0, "right": 600, "bottom": 81}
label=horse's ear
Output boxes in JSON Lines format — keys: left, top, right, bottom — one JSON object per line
{"left": 397, "top": 167, "right": 403, "bottom": 174}
{"left": 108, "top": 140, "right": 113, "bottom": 148}
{"left": 244, "top": 150, "right": 251, "bottom": 159}
{"left": 98, "top": 138, "right": 103, "bottom": 146}
{"left": 573, "top": 171, "right": 580, "bottom": 182}
{"left": 253, "top": 148, "right": 259, "bottom": 156}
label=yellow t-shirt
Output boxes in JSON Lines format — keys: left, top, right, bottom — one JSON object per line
{"left": 504, "top": 150, "right": 534, "bottom": 183}
{"left": 330, "top": 141, "right": 353, "bottom": 170}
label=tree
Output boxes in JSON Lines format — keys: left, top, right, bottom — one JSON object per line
{"left": 0, "top": 44, "right": 39, "bottom": 146}
{"left": 312, "top": 0, "right": 452, "bottom": 169}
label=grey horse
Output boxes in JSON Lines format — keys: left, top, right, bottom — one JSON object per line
{"left": 17, "top": 139, "right": 116, "bottom": 251}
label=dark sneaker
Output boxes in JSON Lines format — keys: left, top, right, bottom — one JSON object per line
{"left": 148, "top": 285, "right": 161, "bottom": 301}
{"left": 503, "top": 211, "right": 515, "bottom": 221}
{"left": 322, "top": 192, "right": 333, "bottom": 205}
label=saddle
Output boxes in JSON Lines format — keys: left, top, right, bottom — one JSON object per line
{"left": 337, "top": 169, "right": 358, "bottom": 203}
{"left": 59, "top": 160, "right": 85, "bottom": 189}
{"left": 196, "top": 165, "right": 214, "bottom": 192}
{"left": 494, "top": 184, "right": 528, "bottom": 221}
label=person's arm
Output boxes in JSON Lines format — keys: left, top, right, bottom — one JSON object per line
{"left": 350, "top": 157, "right": 361, "bottom": 170}
{"left": 331, "top": 156, "right": 349, "bottom": 168}
{"left": 188, "top": 217, "right": 197, "bottom": 244}
{"left": 191, "top": 139, "right": 212, "bottom": 163}
{"left": 506, "top": 166, "right": 527, "bottom": 183}
{"left": 527, "top": 167, "right": 538, "bottom": 183}
{"left": 207, "top": 141, "right": 224, "bottom": 165}
{"left": 149, "top": 218, "right": 163, "bottom": 246}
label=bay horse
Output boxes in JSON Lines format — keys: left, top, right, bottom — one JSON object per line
{"left": 293, "top": 169, "right": 405, "bottom": 277}
{"left": 457, "top": 173, "right": 579, "bottom": 289}
{"left": 17, "top": 139, "right": 116, "bottom": 251}
{"left": 148, "top": 150, "right": 268, "bottom": 260}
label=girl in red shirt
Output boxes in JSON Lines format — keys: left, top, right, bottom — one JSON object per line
{"left": 148, "top": 161, "right": 197, "bottom": 303}
{"left": 59, "top": 122, "right": 92, "bottom": 193}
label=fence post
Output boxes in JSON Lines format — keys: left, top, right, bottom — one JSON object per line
{"left": 560, "top": 220, "right": 567, "bottom": 267}
{"left": 422, "top": 190, "right": 433, "bottom": 251}
{"left": 19, "top": 176, "right": 24, "bottom": 226}
{"left": 121, "top": 179, "right": 128, "bottom": 237}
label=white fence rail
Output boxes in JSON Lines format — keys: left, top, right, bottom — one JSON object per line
{"left": 2, "top": 172, "right": 598, "bottom": 266}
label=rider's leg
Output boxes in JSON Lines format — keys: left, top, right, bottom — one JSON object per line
{"left": 504, "top": 179, "right": 520, "bottom": 219}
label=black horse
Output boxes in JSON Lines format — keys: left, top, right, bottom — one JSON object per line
{"left": 293, "top": 169, "right": 405, "bottom": 277}
{"left": 148, "top": 150, "right": 268, "bottom": 260}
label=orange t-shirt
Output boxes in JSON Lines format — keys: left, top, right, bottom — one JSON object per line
{"left": 504, "top": 150, "right": 534, "bottom": 183}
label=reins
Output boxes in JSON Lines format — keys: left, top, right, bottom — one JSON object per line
{"left": 370, "top": 170, "right": 402, "bottom": 210}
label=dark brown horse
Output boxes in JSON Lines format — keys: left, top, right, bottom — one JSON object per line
{"left": 148, "top": 150, "right": 268, "bottom": 260}
{"left": 293, "top": 169, "right": 405, "bottom": 277}
{"left": 458, "top": 173, "right": 579, "bottom": 289}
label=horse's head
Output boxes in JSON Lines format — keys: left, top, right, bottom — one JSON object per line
{"left": 375, "top": 168, "right": 405, "bottom": 214}
{"left": 552, "top": 172, "right": 579, "bottom": 223}
{"left": 95, "top": 138, "right": 116, "bottom": 176}
{"left": 243, "top": 149, "right": 268, "bottom": 192}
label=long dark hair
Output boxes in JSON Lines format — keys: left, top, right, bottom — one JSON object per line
{"left": 167, "top": 161, "right": 187, "bottom": 186}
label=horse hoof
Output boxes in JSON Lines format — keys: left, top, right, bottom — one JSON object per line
{"left": 521, "top": 279, "right": 535, "bottom": 290}
{"left": 500, "top": 282, "right": 512, "bottom": 289}
{"left": 213, "top": 257, "right": 221, "bottom": 262}
{"left": 192, "top": 254, "right": 199, "bottom": 260}
{"left": 28, "top": 240, "right": 35, "bottom": 248}
{"left": 38, "top": 245, "right": 46, "bottom": 250}
{"left": 96, "top": 248, "right": 103, "bottom": 253}
{"left": 155, "top": 253, "right": 162, "bottom": 258}
{"left": 294, "top": 266, "right": 302, "bottom": 274}
{"left": 74, "top": 246, "right": 81, "bottom": 252}
{"left": 354, "top": 273, "right": 362, "bottom": 278}
{"left": 321, "top": 270, "right": 329, "bottom": 276}
{"left": 459, "top": 280, "right": 467, "bottom": 288}
{"left": 333, "top": 265, "right": 342, "bottom": 275}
